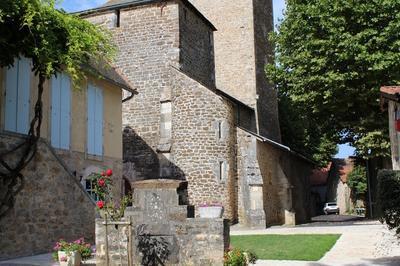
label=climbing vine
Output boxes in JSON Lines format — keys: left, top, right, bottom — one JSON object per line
{"left": 0, "top": 0, "right": 115, "bottom": 218}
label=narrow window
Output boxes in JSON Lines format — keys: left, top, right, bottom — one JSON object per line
{"left": 218, "top": 160, "right": 228, "bottom": 182}
{"left": 87, "top": 84, "right": 103, "bottom": 156}
{"left": 219, "top": 161, "right": 224, "bottom": 181}
{"left": 218, "top": 121, "right": 222, "bottom": 140}
{"left": 51, "top": 73, "right": 71, "bottom": 149}
{"left": 4, "top": 57, "right": 31, "bottom": 134}
{"left": 116, "top": 9, "right": 121, "bottom": 27}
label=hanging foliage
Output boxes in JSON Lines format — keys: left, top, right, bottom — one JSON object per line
{"left": 0, "top": 0, "right": 115, "bottom": 218}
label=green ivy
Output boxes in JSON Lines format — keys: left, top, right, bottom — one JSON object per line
{"left": 347, "top": 165, "right": 367, "bottom": 197}
{"left": 0, "top": 0, "right": 115, "bottom": 85}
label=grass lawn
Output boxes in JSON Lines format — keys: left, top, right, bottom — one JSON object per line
{"left": 230, "top": 234, "right": 341, "bottom": 261}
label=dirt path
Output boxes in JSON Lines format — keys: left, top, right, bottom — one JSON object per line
{"left": 231, "top": 220, "right": 400, "bottom": 266}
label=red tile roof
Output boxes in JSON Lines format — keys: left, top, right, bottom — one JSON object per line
{"left": 381, "top": 86, "right": 400, "bottom": 95}
{"left": 310, "top": 162, "right": 332, "bottom": 186}
{"left": 338, "top": 159, "right": 354, "bottom": 183}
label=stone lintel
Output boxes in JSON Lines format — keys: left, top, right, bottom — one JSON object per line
{"left": 132, "top": 179, "right": 187, "bottom": 189}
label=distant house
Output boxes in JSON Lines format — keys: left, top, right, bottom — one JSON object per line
{"left": 380, "top": 86, "right": 400, "bottom": 170}
{"left": 311, "top": 158, "right": 357, "bottom": 215}
{"left": 0, "top": 57, "right": 135, "bottom": 259}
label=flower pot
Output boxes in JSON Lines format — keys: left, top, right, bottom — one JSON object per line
{"left": 58, "top": 250, "right": 81, "bottom": 266}
{"left": 198, "top": 206, "right": 223, "bottom": 218}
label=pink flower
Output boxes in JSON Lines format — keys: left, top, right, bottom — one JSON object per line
{"left": 60, "top": 256, "right": 68, "bottom": 262}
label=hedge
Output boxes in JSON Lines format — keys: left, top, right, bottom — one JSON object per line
{"left": 377, "top": 170, "right": 400, "bottom": 235}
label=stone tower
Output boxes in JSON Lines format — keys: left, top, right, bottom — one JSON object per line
{"left": 189, "top": 0, "right": 281, "bottom": 141}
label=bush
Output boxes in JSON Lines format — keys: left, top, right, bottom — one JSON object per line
{"left": 377, "top": 170, "right": 400, "bottom": 235}
{"left": 224, "top": 247, "right": 257, "bottom": 266}
{"left": 347, "top": 165, "right": 367, "bottom": 197}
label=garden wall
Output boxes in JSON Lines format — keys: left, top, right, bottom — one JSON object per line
{"left": 0, "top": 134, "right": 95, "bottom": 260}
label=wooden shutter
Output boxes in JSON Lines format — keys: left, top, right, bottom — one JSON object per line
{"left": 87, "top": 84, "right": 103, "bottom": 156}
{"left": 4, "top": 57, "right": 31, "bottom": 134}
{"left": 51, "top": 73, "right": 71, "bottom": 149}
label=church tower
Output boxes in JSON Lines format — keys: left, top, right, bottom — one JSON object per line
{"left": 189, "top": 0, "right": 281, "bottom": 141}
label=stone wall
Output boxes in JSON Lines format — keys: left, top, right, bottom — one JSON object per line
{"left": 0, "top": 134, "right": 95, "bottom": 260}
{"left": 171, "top": 68, "right": 238, "bottom": 222}
{"left": 178, "top": 3, "right": 215, "bottom": 88}
{"left": 85, "top": 2, "right": 181, "bottom": 182}
{"left": 95, "top": 180, "right": 228, "bottom": 266}
{"left": 280, "top": 152, "right": 314, "bottom": 224}
{"left": 237, "top": 128, "right": 314, "bottom": 227}
{"left": 188, "top": 0, "right": 280, "bottom": 140}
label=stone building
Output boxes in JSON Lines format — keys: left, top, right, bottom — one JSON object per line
{"left": 0, "top": 58, "right": 135, "bottom": 259}
{"left": 79, "top": 0, "right": 315, "bottom": 227}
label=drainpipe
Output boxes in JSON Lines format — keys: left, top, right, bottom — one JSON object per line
{"left": 122, "top": 90, "right": 134, "bottom": 103}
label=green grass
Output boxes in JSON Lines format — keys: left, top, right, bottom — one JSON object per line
{"left": 230, "top": 234, "right": 341, "bottom": 261}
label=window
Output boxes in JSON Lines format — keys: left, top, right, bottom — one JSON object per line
{"left": 4, "top": 57, "right": 31, "bottom": 134}
{"left": 215, "top": 120, "right": 227, "bottom": 141}
{"left": 217, "top": 160, "right": 228, "bottom": 182}
{"left": 51, "top": 73, "right": 71, "bottom": 149}
{"left": 85, "top": 179, "right": 99, "bottom": 201}
{"left": 116, "top": 9, "right": 121, "bottom": 27}
{"left": 87, "top": 84, "right": 103, "bottom": 156}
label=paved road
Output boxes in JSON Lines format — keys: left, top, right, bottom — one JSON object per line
{"left": 231, "top": 220, "right": 400, "bottom": 266}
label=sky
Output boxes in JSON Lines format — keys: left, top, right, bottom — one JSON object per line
{"left": 59, "top": 0, "right": 354, "bottom": 159}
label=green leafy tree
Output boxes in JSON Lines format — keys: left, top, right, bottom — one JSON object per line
{"left": 0, "top": 0, "right": 115, "bottom": 218}
{"left": 347, "top": 165, "right": 367, "bottom": 197}
{"left": 267, "top": 0, "right": 396, "bottom": 165}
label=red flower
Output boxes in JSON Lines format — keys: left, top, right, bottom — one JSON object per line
{"left": 106, "top": 169, "right": 113, "bottom": 176}
{"left": 101, "top": 171, "right": 106, "bottom": 177}
{"left": 98, "top": 178, "right": 106, "bottom": 187}
{"left": 97, "top": 201, "right": 104, "bottom": 209}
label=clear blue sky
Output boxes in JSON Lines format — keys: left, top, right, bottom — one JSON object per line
{"left": 59, "top": 0, "right": 353, "bottom": 159}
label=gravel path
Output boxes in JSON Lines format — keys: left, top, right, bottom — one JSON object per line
{"left": 231, "top": 220, "right": 400, "bottom": 266}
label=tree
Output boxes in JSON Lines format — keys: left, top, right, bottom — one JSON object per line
{"left": 267, "top": 0, "right": 397, "bottom": 165}
{"left": 0, "top": 0, "right": 115, "bottom": 218}
{"left": 347, "top": 165, "right": 367, "bottom": 198}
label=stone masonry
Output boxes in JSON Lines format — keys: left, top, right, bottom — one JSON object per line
{"left": 81, "top": 0, "right": 315, "bottom": 227}
{"left": 0, "top": 134, "right": 95, "bottom": 260}
{"left": 95, "top": 179, "right": 228, "bottom": 266}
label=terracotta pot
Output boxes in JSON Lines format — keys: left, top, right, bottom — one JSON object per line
{"left": 198, "top": 206, "right": 223, "bottom": 218}
{"left": 58, "top": 250, "right": 81, "bottom": 266}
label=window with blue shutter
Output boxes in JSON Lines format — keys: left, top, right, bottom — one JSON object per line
{"left": 51, "top": 73, "right": 71, "bottom": 149}
{"left": 87, "top": 84, "right": 103, "bottom": 156}
{"left": 4, "top": 57, "right": 31, "bottom": 134}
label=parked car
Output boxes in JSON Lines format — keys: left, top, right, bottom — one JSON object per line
{"left": 323, "top": 202, "right": 339, "bottom": 215}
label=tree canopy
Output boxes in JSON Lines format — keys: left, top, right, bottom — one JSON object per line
{"left": 0, "top": 0, "right": 115, "bottom": 218}
{"left": 267, "top": 0, "right": 398, "bottom": 165}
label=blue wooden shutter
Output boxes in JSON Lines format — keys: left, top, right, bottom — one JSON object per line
{"left": 4, "top": 57, "right": 31, "bottom": 134}
{"left": 94, "top": 86, "right": 103, "bottom": 156}
{"left": 87, "top": 84, "right": 103, "bottom": 156}
{"left": 51, "top": 73, "right": 71, "bottom": 149}
{"left": 4, "top": 60, "right": 18, "bottom": 132}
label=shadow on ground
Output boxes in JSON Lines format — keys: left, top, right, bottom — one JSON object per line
{"left": 311, "top": 215, "right": 363, "bottom": 223}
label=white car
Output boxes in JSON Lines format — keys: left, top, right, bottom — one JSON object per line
{"left": 323, "top": 202, "right": 339, "bottom": 215}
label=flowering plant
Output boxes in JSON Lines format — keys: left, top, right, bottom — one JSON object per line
{"left": 89, "top": 168, "right": 131, "bottom": 221}
{"left": 199, "top": 202, "right": 223, "bottom": 207}
{"left": 52, "top": 237, "right": 92, "bottom": 261}
{"left": 224, "top": 247, "right": 257, "bottom": 266}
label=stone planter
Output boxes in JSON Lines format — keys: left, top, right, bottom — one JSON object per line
{"left": 198, "top": 206, "right": 223, "bottom": 218}
{"left": 58, "top": 251, "right": 81, "bottom": 266}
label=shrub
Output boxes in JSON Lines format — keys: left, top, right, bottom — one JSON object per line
{"left": 377, "top": 170, "right": 400, "bottom": 235}
{"left": 224, "top": 247, "right": 258, "bottom": 266}
{"left": 347, "top": 165, "right": 367, "bottom": 197}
